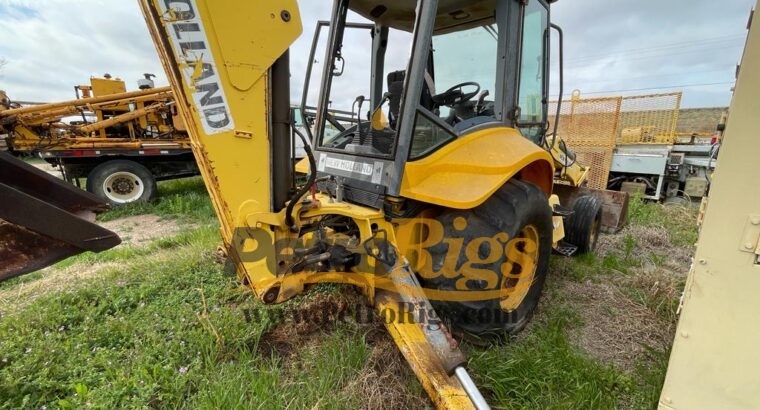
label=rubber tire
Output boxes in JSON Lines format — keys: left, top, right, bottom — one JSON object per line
{"left": 421, "top": 180, "right": 553, "bottom": 337}
{"left": 86, "top": 160, "right": 156, "bottom": 205}
{"left": 564, "top": 195, "right": 602, "bottom": 254}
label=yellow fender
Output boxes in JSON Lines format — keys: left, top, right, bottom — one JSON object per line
{"left": 401, "top": 127, "right": 555, "bottom": 209}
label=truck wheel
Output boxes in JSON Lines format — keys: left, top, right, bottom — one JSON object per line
{"left": 421, "top": 179, "right": 553, "bottom": 337}
{"left": 564, "top": 195, "right": 602, "bottom": 254}
{"left": 86, "top": 160, "right": 156, "bottom": 205}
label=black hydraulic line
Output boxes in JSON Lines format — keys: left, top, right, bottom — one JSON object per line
{"left": 271, "top": 51, "right": 293, "bottom": 212}
{"left": 356, "top": 95, "right": 365, "bottom": 143}
{"left": 285, "top": 124, "right": 317, "bottom": 232}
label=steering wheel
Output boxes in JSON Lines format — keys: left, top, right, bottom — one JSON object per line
{"left": 432, "top": 81, "right": 481, "bottom": 107}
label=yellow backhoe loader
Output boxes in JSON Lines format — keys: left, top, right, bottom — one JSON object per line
{"left": 135, "top": 0, "right": 619, "bottom": 407}
{"left": 7, "top": 0, "right": 759, "bottom": 407}
{"left": 0, "top": 0, "right": 618, "bottom": 407}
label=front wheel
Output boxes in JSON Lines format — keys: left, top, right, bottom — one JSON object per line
{"left": 86, "top": 160, "right": 156, "bottom": 205}
{"left": 421, "top": 179, "right": 553, "bottom": 338}
{"left": 564, "top": 195, "right": 602, "bottom": 254}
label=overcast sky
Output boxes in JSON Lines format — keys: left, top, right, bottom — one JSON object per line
{"left": 0, "top": 0, "right": 754, "bottom": 108}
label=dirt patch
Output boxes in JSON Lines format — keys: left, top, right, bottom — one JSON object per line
{"left": 256, "top": 289, "right": 429, "bottom": 409}
{"left": 257, "top": 291, "right": 363, "bottom": 361}
{"left": 0, "top": 213, "right": 190, "bottom": 313}
{"left": 31, "top": 161, "right": 61, "bottom": 178}
{"left": 0, "top": 262, "right": 119, "bottom": 314}
{"left": 563, "top": 279, "right": 673, "bottom": 372}
{"left": 99, "top": 214, "right": 188, "bottom": 246}
{"left": 597, "top": 225, "right": 693, "bottom": 273}
{"left": 563, "top": 222, "right": 692, "bottom": 371}
{"left": 346, "top": 331, "right": 430, "bottom": 410}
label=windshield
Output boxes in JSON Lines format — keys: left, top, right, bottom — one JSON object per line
{"left": 407, "top": 24, "right": 499, "bottom": 158}
{"left": 432, "top": 25, "right": 498, "bottom": 121}
{"left": 311, "top": 3, "right": 547, "bottom": 162}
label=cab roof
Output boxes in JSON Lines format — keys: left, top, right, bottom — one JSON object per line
{"left": 348, "top": 0, "right": 496, "bottom": 33}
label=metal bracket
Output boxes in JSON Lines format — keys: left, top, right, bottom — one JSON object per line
{"left": 738, "top": 214, "right": 760, "bottom": 258}
{"left": 552, "top": 204, "right": 574, "bottom": 217}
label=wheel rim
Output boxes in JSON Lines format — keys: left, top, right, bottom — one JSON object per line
{"left": 102, "top": 171, "right": 144, "bottom": 203}
{"left": 500, "top": 225, "right": 540, "bottom": 312}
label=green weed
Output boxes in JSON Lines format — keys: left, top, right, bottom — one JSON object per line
{"left": 0, "top": 175, "right": 697, "bottom": 409}
{"left": 98, "top": 177, "right": 215, "bottom": 224}
{"left": 469, "top": 289, "right": 631, "bottom": 409}
{"left": 628, "top": 195, "right": 699, "bottom": 248}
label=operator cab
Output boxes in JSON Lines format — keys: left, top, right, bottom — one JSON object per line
{"left": 300, "top": 0, "right": 552, "bottom": 208}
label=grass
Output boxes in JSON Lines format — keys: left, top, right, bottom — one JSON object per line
{"left": 0, "top": 181, "right": 701, "bottom": 409}
{"left": 0, "top": 179, "right": 376, "bottom": 409}
{"left": 96, "top": 177, "right": 216, "bottom": 223}
{"left": 21, "top": 155, "right": 46, "bottom": 165}
{"left": 628, "top": 194, "right": 699, "bottom": 248}
{"left": 0, "top": 234, "right": 369, "bottom": 409}
{"left": 469, "top": 281, "right": 631, "bottom": 409}
{"left": 0, "top": 177, "right": 216, "bottom": 291}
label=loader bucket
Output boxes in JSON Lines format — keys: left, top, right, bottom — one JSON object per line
{"left": 553, "top": 184, "right": 630, "bottom": 233}
{"left": 0, "top": 152, "right": 121, "bottom": 282}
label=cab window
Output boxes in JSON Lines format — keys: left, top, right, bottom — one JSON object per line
{"left": 409, "top": 24, "right": 499, "bottom": 158}
{"left": 517, "top": 0, "right": 548, "bottom": 142}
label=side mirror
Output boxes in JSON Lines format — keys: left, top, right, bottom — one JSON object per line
{"left": 332, "top": 55, "right": 345, "bottom": 77}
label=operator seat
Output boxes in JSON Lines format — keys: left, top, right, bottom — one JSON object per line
{"left": 386, "top": 70, "right": 436, "bottom": 129}
{"left": 345, "top": 70, "right": 436, "bottom": 156}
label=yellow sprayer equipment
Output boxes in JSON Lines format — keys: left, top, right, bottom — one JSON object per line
{"left": 0, "top": 75, "right": 197, "bottom": 205}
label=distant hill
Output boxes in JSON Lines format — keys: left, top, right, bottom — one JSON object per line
{"left": 676, "top": 107, "right": 727, "bottom": 134}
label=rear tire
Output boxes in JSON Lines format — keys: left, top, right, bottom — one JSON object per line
{"left": 564, "top": 195, "right": 602, "bottom": 254}
{"left": 86, "top": 160, "right": 156, "bottom": 205}
{"left": 420, "top": 180, "right": 553, "bottom": 337}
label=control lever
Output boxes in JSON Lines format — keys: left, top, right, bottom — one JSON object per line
{"left": 351, "top": 95, "right": 366, "bottom": 144}
{"left": 474, "top": 90, "right": 490, "bottom": 115}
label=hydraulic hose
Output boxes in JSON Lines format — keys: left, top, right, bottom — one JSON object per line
{"left": 285, "top": 124, "right": 317, "bottom": 232}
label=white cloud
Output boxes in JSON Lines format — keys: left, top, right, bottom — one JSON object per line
{"left": 0, "top": 0, "right": 165, "bottom": 101}
{"left": 0, "top": 0, "right": 754, "bottom": 108}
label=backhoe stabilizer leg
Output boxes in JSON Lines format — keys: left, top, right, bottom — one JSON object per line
{"left": 374, "top": 265, "right": 490, "bottom": 410}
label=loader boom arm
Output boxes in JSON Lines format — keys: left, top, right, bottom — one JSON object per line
{"left": 138, "top": 0, "right": 302, "bottom": 247}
